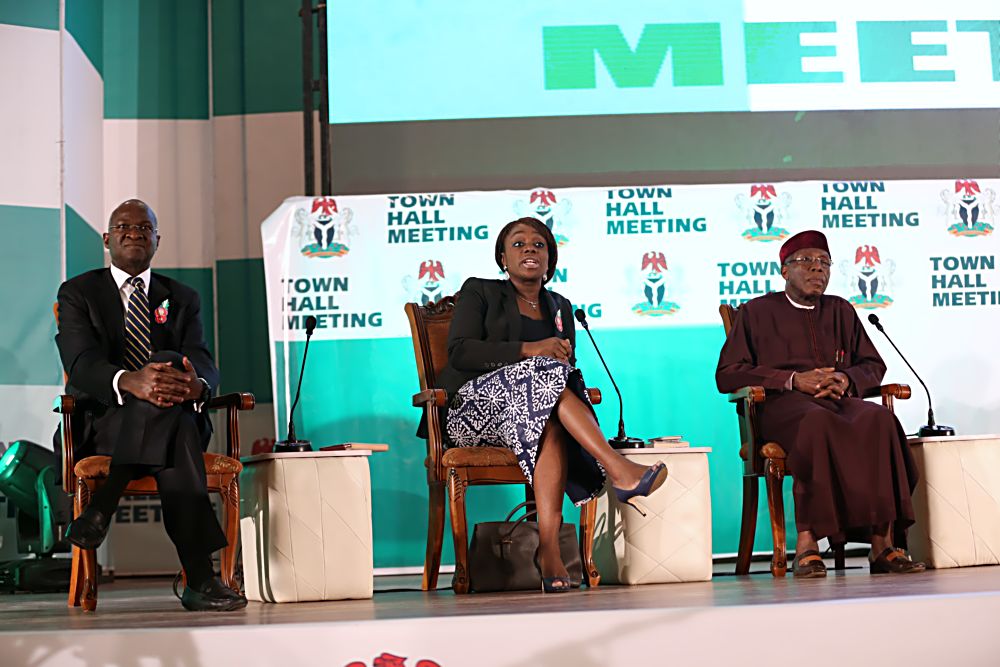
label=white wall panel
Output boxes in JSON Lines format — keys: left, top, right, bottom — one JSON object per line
{"left": 0, "top": 25, "right": 61, "bottom": 209}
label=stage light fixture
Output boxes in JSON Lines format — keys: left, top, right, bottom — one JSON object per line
{"left": 0, "top": 440, "right": 72, "bottom": 592}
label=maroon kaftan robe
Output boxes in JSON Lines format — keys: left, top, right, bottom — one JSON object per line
{"left": 716, "top": 292, "right": 917, "bottom": 544}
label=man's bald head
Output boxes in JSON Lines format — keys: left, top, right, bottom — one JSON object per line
{"left": 109, "top": 199, "right": 157, "bottom": 230}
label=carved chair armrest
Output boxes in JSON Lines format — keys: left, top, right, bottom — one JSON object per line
{"left": 412, "top": 389, "right": 448, "bottom": 408}
{"left": 727, "top": 386, "right": 766, "bottom": 404}
{"left": 585, "top": 388, "right": 602, "bottom": 405}
{"left": 412, "top": 389, "right": 448, "bottom": 481}
{"left": 205, "top": 392, "right": 255, "bottom": 460}
{"left": 725, "top": 387, "right": 766, "bottom": 471}
{"left": 860, "top": 383, "right": 910, "bottom": 411}
{"left": 871, "top": 383, "right": 911, "bottom": 400}
{"left": 206, "top": 392, "right": 255, "bottom": 411}
{"left": 54, "top": 395, "right": 76, "bottom": 414}
{"left": 53, "top": 395, "right": 77, "bottom": 496}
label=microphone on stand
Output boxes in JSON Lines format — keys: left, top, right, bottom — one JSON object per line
{"left": 867, "top": 313, "right": 954, "bottom": 437}
{"left": 574, "top": 309, "right": 644, "bottom": 449}
{"left": 274, "top": 315, "right": 318, "bottom": 453}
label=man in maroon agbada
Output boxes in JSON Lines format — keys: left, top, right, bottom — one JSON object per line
{"left": 716, "top": 230, "right": 924, "bottom": 577}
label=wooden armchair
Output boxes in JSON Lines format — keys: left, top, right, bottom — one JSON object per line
{"left": 55, "top": 391, "right": 255, "bottom": 611}
{"left": 719, "top": 304, "right": 911, "bottom": 577}
{"left": 405, "top": 296, "right": 602, "bottom": 593}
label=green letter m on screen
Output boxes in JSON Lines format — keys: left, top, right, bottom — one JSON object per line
{"left": 543, "top": 24, "right": 723, "bottom": 90}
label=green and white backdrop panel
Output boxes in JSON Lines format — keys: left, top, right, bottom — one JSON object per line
{"left": 263, "top": 180, "right": 1000, "bottom": 568}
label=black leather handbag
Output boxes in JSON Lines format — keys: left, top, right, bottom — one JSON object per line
{"left": 468, "top": 501, "right": 583, "bottom": 593}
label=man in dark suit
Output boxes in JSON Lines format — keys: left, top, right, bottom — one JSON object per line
{"left": 56, "top": 199, "right": 246, "bottom": 611}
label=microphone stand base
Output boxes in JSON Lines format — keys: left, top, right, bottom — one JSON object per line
{"left": 273, "top": 439, "right": 312, "bottom": 453}
{"left": 609, "top": 436, "right": 646, "bottom": 450}
{"left": 918, "top": 425, "right": 955, "bottom": 437}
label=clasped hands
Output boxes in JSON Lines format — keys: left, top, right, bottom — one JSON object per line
{"left": 522, "top": 337, "right": 572, "bottom": 363}
{"left": 119, "top": 357, "right": 203, "bottom": 408}
{"left": 793, "top": 367, "right": 851, "bottom": 400}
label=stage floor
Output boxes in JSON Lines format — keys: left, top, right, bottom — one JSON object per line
{"left": 3, "top": 559, "right": 1000, "bottom": 666}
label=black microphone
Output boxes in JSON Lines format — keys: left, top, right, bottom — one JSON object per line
{"left": 867, "top": 313, "right": 954, "bottom": 437}
{"left": 574, "top": 309, "right": 644, "bottom": 449}
{"left": 274, "top": 315, "right": 318, "bottom": 453}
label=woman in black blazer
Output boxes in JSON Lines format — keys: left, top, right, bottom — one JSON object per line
{"left": 439, "top": 217, "right": 667, "bottom": 593}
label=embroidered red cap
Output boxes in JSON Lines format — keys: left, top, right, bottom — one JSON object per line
{"left": 779, "top": 230, "right": 830, "bottom": 264}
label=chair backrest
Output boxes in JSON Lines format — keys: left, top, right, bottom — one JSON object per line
{"left": 404, "top": 296, "right": 457, "bottom": 393}
{"left": 719, "top": 303, "right": 737, "bottom": 336}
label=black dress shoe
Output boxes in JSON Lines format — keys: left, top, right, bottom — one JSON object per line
{"left": 181, "top": 577, "right": 248, "bottom": 612}
{"left": 65, "top": 507, "right": 112, "bottom": 549}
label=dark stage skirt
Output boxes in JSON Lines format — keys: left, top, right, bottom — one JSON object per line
{"left": 445, "top": 357, "right": 606, "bottom": 505}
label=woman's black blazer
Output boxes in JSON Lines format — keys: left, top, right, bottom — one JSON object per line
{"left": 436, "top": 277, "right": 578, "bottom": 398}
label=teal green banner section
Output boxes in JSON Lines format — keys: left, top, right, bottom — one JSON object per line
{"left": 211, "top": 0, "right": 320, "bottom": 116}
{"left": 543, "top": 23, "right": 724, "bottom": 90}
{"left": 0, "top": 0, "right": 58, "bottom": 30}
{"left": 65, "top": 205, "right": 104, "bottom": 281}
{"left": 276, "top": 325, "right": 795, "bottom": 568}
{"left": 104, "top": 0, "right": 209, "bottom": 119}
{"left": 745, "top": 22, "right": 842, "bottom": 84}
{"left": 857, "top": 21, "right": 955, "bottom": 83}
{"left": 0, "top": 205, "right": 62, "bottom": 385}
{"left": 216, "top": 258, "right": 271, "bottom": 400}
{"left": 66, "top": 0, "right": 104, "bottom": 75}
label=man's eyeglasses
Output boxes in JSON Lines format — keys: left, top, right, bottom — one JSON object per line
{"left": 785, "top": 256, "right": 833, "bottom": 268}
{"left": 109, "top": 224, "right": 156, "bottom": 236}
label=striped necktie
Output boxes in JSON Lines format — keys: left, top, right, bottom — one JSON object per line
{"left": 124, "top": 276, "right": 151, "bottom": 371}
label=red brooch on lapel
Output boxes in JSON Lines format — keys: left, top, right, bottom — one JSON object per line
{"left": 554, "top": 310, "right": 563, "bottom": 333}
{"left": 155, "top": 299, "right": 170, "bottom": 324}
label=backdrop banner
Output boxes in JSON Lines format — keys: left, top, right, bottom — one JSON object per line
{"left": 261, "top": 178, "right": 1000, "bottom": 567}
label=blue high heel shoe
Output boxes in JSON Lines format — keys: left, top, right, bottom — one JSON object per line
{"left": 613, "top": 462, "right": 668, "bottom": 517}
{"left": 534, "top": 550, "right": 572, "bottom": 594}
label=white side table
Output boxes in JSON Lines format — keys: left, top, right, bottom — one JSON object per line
{"left": 239, "top": 450, "right": 374, "bottom": 602}
{"left": 907, "top": 434, "right": 1000, "bottom": 569}
{"left": 593, "top": 447, "right": 712, "bottom": 585}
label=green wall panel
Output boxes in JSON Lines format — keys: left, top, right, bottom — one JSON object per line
{"left": 211, "top": 0, "right": 319, "bottom": 116}
{"left": 65, "top": 205, "right": 105, "bottom": 280}
{"left": 0, "top": 0, "right": 58, "bottom": 30}
{"left": 0, "top": 205, "right": 61, "bottom": 385}
{"left": 216, "top": 258, "right": 271, "bottom": 400}
{"left": 103, "top": 0, "right": 209, "bottom": 119}
{"left": 66, "top": 0, "right": 104, "bottom": 75}
{"left": 155, "top": 267, "right": 215, "bottom": 358}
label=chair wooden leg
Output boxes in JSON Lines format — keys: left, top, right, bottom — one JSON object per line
{"left": 74, "top": 480, "right": 100, "bottom": 611}
{"left": 81, "top": 548, "right": 99, "bottom": 612}
{"left": 764, "top": 459, "right": 787, "bottom": 578}
{"left": 68, "top": 494, "right": 84, "bottom": 608}
{"left": 447, "top": 469, "right": 471, "bottom": 594}
{"left": 833, "top": 542, "right": 846, "bottom": 570}
{"left": 423, "top": 481, "right": 446, "bottom": 591}
{"left": 68, "top": 546, "right": 84, "bottom": 607}
{"left": 579, "top": 499, "right": 600, "bottom": 588}
{"left": 219, "top": 475, "right": 240, "bottom": 590}
{"left": 736, "top": 476, "right": 759, "bottom": 575}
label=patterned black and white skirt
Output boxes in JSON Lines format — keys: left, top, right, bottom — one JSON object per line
{"left": 445, "top": 356, "right": 606, "bottom": 505}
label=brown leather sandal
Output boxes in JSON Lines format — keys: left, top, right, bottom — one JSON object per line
{"left": 869, "top": 547, "right": 926, "bottom": 574}
{"left": 793, "top": 549, "right": 827, "bottom": 578}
